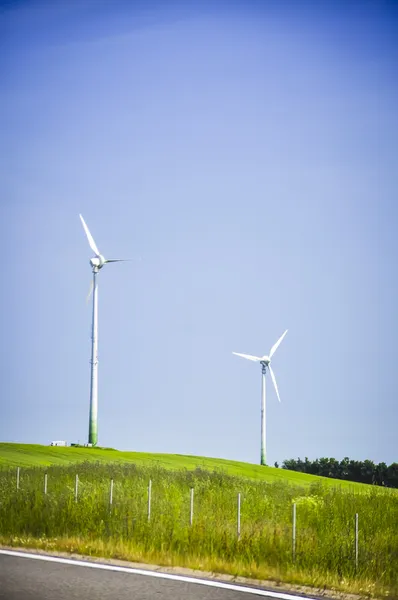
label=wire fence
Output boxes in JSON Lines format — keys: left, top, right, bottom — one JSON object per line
{"left": 1, "top": 465, "right": 397, "bottom": 586}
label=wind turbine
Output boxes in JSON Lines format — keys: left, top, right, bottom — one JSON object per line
{"left": 79, "top": 214, "right": 129, "bottom": 447}
{"left": 233, "top": 330, "right": 288, "bottom": 466}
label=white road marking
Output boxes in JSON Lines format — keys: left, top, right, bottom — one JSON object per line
{"left": 0, "top": 549, "right": 312, "bottom": 599}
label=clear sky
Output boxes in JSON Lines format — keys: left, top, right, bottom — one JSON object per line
{"left": 1, "top": 0, "right": 397, "bottom": 466}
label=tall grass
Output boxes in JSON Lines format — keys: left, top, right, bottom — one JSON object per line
{"left": 0, "top": 462, "right": 397, "bottom": 597}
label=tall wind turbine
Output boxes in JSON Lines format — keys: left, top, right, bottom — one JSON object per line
{"left": 79, "top": 214, "right": 129, "bottom": 446}
{"left": 233, "top": 330, "right": 288, "bottom": 466}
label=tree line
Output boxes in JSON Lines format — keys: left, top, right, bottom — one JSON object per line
{"left": 275, "top": 457, "right": 398, "bottom": 488}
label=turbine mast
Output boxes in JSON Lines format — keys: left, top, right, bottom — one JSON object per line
{"left": 88, "top": 269, "right": 99, "bottom": 446}
{"left": 261, "top": 363, "right": 266, "bottom": 466}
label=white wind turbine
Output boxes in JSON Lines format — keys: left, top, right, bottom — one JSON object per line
{"left": 79, "top": 214, "right": 130, "bottom": 446}
{"left": 233, "top": 330, "right": 288, "bottom": 466}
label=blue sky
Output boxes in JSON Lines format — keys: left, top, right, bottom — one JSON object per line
{"left": 1, "top": 0, "right": 397, "bottom": 466}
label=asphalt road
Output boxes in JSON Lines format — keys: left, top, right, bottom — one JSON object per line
{"left": 0, "top": 551, "right": 309, "bottom": 600}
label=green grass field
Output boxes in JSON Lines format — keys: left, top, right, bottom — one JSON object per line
{"left": 0, "top": 443, "right": 397, "bottom": 598}
{"left": 0, "top": 443, "right": 373, "bottom": 490}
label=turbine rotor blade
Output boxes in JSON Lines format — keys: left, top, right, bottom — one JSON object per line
{"left": 79, "top": 214, "right": 100, "bottom": 257}
{"left": 86, "top": 279, "right": 94, "bottom": 304}
{"left": 232, "top": 352, "right": 261, "bottom": 362}
{"left": 269, "top": 329, "right": 288, "bottom": 359}
{"left": 105, "top": 258, "right": 131, "bottom": 263}
{"left": 268, "top": 365, "right": 281, "bottom": 402}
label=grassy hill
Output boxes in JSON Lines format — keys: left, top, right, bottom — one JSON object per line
{"left": 1, "top": 443, "right": 397, "bottom": 596}
{"left": 0, "top": 443, "right": 375, "bottom": 491}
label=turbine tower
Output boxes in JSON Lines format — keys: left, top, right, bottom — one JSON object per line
{"left": 79, "top": 214, "right": 129, "bottom": 446}
{"left": 233, "top": 330, "right": 288, "bottom": 466}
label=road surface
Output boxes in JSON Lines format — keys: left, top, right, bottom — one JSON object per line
{"left": 0, "top": 550, "right": 314, "bottom": 600}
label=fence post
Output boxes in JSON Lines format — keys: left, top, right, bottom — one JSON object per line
{"left": 190, "top": 488, "right": 194, "bottom": 526}
{"left": 16, "top": 467, "right": 20, "bottom": 491}
{"left": 44, "top": 473, "right": 48, "bottom": 495}
{"left": 148, "top": 480, "right": 152, "bottom": 522}
{"left": 75, "top": 474, "right": 79, "bottom": 502}
{"left": 237, "top": 493, "right": 241, "bottom": 540}
{"left": 355, "top": 513, "right": 359, "bottom": 571}
{"left": 109, "top": 479, "right": 114, "bottom": 507}
{"left": 292, "top": 502, "right": 297, "bottom": 562}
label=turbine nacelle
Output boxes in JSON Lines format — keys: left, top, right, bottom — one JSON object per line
{"left": 89, "top": 255, "right": 106, "bottom": 270}
{"left": 260, "top": 356, "right": 270, "bottom": 365}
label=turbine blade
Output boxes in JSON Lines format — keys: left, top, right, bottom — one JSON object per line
{"left": 86, "top": 279, "right": 94, "bottom": 304}
{"left": 268, "top": 365, "right": 281, "bottom": 402}
{"left": 79, "top": 214, "right": 100, "bottom": 257}
{"left": 269, "top": 329, "right": 288, "bottom": 359}
{"left": 105, "top": 256, "right": 142, "bottom": 263}
{"left": 232, "top": 352, "right": 261, "bottom": 362}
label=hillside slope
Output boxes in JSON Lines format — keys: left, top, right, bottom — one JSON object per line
{"left": 0, "top": 443, "right": 375, "bottom": 491}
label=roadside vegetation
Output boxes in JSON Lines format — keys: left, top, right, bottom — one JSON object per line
{"left": 0, "top": 460, "right": 397, "bottom": 598}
